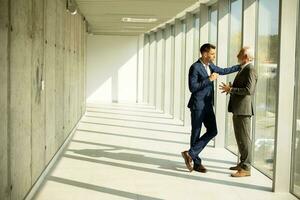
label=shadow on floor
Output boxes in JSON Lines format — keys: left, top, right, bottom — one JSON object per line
{"left": 84, "top": 115, "right": 184, "bottom": 126}
{"left": 47, "top": 176, "right": 164, "bottom": 200}
{"left": 68, "top": 148, "right": 189, "bottom": 173}
{"left": 71, "top": 139, "right": 230, "bottom": 165}
{"left": 86, "top": 109, "right": 173, "bottom": 119}
{"left": 79, "top": 121, "right": 189, "bottom": 135}
{"left": 76, "top": 129, "right": 189, "bottom": 145}
{"left": 87, "top": 106, "right": 163, "bottom": 114}
{"left": 63, "top": 153, "right": 271, "bottom": 192}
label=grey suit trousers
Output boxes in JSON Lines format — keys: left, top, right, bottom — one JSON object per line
{"left": 232, "top": 115, "right": 252, "bottom": 171}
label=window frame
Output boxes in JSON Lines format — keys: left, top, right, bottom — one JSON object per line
{"left": 291, "top": 0, "right": 300, "bottom": 197}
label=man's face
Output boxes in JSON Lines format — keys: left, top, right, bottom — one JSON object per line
{"left": 237, "top": 49, "right": 246, "bottom": 64}
{"left": 202, "top": 48, "right": 216, "bottom": 62}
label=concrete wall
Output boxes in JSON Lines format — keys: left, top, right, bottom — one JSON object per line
{"left": 0, "top": 0, "right": 87, "bottom": 199}
{"left": 86, "top": 35, "right": 138, "bottom": 103}
{"left": 0, "top": 0, "right": 9, "bottom": 199}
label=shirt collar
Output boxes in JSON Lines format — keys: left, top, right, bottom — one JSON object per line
{"left": 241, "top": 61, "right": 252, "bottom": 69}
{"left": 199, "top": 58, "right": 209, "bottom": 68}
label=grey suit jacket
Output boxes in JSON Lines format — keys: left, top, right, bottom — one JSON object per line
{"left": 228, "top": 63, "right": 258, "bottom": 116}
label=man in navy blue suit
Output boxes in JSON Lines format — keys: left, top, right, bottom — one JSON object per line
{"left": 181, "top": 43, "right": 240, "bottom": 173}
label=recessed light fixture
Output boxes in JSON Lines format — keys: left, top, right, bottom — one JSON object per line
{"left": 122, "top": 17, "right": 157, "bottom": 23}
{"left": 66, "top": 0, "right": 77, "bottom": 15}
{"left": 123, "top": 26, "right": 146, "bottom": 29}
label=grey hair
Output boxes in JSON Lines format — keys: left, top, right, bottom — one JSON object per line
{"left": 243, "top": 47, "right": 255, "bottom": 61}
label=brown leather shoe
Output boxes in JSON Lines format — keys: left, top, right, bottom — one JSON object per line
{"left": 231, "top": 169, "right": 251, "bottom": 177}
{"left": 181, "top": 151, "right": 193, "bottom": 172}
{"left": 229, "top": 165, "right": 241, "bottom": 171}
{"left": 194, "top": 164, "right": 207, "bottom": 173}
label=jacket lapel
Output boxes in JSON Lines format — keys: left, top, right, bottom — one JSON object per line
{"left": 232, "top": 63, "right": 250, "bottom": 85}
{"left": 197, "top": 59, "right": 209, "bottom": 76}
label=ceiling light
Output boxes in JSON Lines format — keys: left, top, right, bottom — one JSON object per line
{"left": 122, "top": 17, "right": 157, "bottom": 23}
{"left": 66, "top": 0, "right": 77, "bottom": 15}
{"left": 124, "top": 26, "right": 146, "bottom": 29}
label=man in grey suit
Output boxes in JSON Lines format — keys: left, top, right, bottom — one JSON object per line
{"left": 219, "top": 47, "right": 257, "bottom": 177}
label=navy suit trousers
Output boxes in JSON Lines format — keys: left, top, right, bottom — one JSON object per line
{"left": 188, "top": 103, "right": 218, "bottom": 165}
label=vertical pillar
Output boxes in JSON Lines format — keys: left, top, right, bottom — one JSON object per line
{"left": 184, "top": 13, "right": 194, "bottom": 127}
{"left": 243, "top": 0, "right": 256, "bottom": 47}
{"left": 173, "top": 19, "right": 183, "bottom": 120}
{"left": 137, "top": 34, "right": 144, "bottom": 103}
{"left": 215, "top": 0, "right": 230, "bottom": 148}
{"left": 155, "top": 29, "right": 164, "bottom": 111}
{"left": 164, "top": 24, "right": 173, "bottom": 115}
{"left": 149, "top": 32, "right": 157, "bottom": 106}
{"left": 199, "top": 4, "right": 209, "bottom": 46}
{"left": 143, "top": 34, "right": 150, "bottom": 104}
{"left": 273, "top": 0, "right": 298, "bottom": 192}
{"left": 0, "top": 0, "right": 9, "bottom": 199}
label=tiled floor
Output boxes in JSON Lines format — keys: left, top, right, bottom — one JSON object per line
{"left": 33, "top": 103, "right": 297, "bottom": 200}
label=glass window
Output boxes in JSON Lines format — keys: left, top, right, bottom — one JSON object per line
{"left": 226, "top": 0, "right": 243, "bottom": 155}
{"left": 181, "top": 20, "right": 187, "bottom": 120}
{"left": 209, "top": 4, "right": 218, "bottom": 116}
{"left": 292, "top": 1, "right": 300, "bottom": 197}
{"left": 209, "top": 4, "right": 218, "bottom": 46}
{"left": 193, "top": 14, "right": 200, "bottom": 60}
{"left": 253, "top": 0, "right": 280, "bottom": 178}
{"left": 170, "top": 25, "right": 175, "bottom": 115}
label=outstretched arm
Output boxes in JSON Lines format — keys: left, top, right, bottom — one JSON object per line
{"left": 210, "top": 63, "right": 240, "bottom": 75}
{"left": 219, "top": 68, "right": 257, "bottom": 95}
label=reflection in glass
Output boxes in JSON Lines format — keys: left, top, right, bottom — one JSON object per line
{"left": 170, "top": 25, "right": 175, "bottom": 115}
{"left": 181, "top": 20, "right": 187, "bottom": 120}
{"left": 209, "top": 5, "right": 218, "bottom": 46}
{"left": 253, "top": 0, "right": 280, "bottom": 178}
{"left": 226, "top": 0, "right": 243, "bottom": 155}
{"left": 209, "top": 4, "right": 218, "bottom": 114}
{"left": 193, "top": 15, "right": 200, "bottom": 60}
{"left": 292, "top": 2, "right": 300, "bottom": 197}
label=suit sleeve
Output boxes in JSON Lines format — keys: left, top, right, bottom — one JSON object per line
{"left": 230, "top": 68, "right": 257, "bottom": 95}
{"left": 189, "top": 65, "right": 211, "bottom": 93}
{"left": 210, "top": 64, "right": 240, "bottom": 75}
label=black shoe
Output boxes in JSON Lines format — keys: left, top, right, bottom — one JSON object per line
{"left": 229, "top": 165, "right": 242, "bottom": 171}
{"left": 193, "top": 164, "right": 207, "bottom": 173}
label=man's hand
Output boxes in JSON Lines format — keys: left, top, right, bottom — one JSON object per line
{"left": 219, "top": 82, "right": 232, "bottom": 94}
{"left": 209, "top": 72, "right": 219, "bottom": 81}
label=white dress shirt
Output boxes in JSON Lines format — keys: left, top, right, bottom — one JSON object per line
{"left": 200, "top": 59, "right": 211, "bottom": 76}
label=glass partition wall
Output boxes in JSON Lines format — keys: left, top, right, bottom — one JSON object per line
{"left": 193, "top": 14, "right": 200, "bottom": 60}
{"left": 253, "top": 0, "right": 280, "bottom": 178}
{"left": 204, "top": 4, "right": 219, "bottom": 144}
{"left": 209, "top": 3, "right": 218, "bottom": 127}
{"left": 209, "top": 4, "right": 218, "bottom": 46}
{"left": 225, "top": 0, "right": 243, "bottom": 155}
{"left": 224, "top": 0, "right": 280, "bottom": 180}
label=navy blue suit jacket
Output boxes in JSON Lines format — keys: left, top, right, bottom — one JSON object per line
{"left": 187, "top": 59, "right": 240, "bottom": 110}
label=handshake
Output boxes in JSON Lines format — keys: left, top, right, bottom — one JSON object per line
{"left": 209, "top": 72, "right": 219, "bottom": 81}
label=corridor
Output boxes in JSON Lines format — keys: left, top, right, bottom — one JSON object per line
{"left": 33, "top": 103, "right": 295, "bottom": 200}
{"left": 2, "top": 0, "right": 300, "bottom": 199}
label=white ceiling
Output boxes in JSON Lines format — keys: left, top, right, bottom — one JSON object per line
{"left": 76, "top": 0, "right": 199, "bottom": 35}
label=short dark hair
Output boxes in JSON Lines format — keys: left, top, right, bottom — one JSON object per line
{"left": 200, "top": 43, "right": 216, "bottom": 54}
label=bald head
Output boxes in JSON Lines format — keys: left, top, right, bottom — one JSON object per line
{"left": 237, "top": 47, "right": 254, "bottom": 65}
